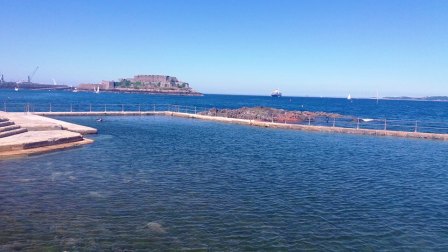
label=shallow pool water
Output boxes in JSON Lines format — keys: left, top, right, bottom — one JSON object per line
{"left": 1, "top": 116, "right": 448, "bottom": 250}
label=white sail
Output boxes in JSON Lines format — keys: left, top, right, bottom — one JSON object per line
{"left": 347, "top": 94, "right": 351, "bottom": 100}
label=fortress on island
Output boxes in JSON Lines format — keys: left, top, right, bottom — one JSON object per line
{"left": 131, "top": 75, "right": 189, "bottom": 89}
{"left": 78, "top": 74, "right": 201, "bottom": 95}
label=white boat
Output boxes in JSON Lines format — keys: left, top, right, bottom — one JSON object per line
{"left": 347, "top": 94, "right": 351, "bottom": 100}
{"left": 271, "top": 89, "right": 282, "bottom": 97}
{"left": 72, "top": 88, "right": 78, "bottom": 93}
{"left": 94, "top": 86, "right": 100, "bottom": 94}
{"left": 14, "top": 87, "right": 19, "bottom": 92}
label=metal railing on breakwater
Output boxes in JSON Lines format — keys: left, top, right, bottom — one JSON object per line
{"left": 2, "top": 102, "right": 448, "bottom": 135}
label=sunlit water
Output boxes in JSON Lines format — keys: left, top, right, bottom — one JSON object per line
{"left": 1, "top": 90, "right": 448, "bottom": 121}
{"left": 1, "top": 115, "right": 448, "bottom": 250}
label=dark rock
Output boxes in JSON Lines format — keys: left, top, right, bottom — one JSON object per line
{"left": 199, "top": 107, "right": 343, "bottom": 123}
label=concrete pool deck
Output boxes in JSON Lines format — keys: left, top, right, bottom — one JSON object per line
{"left": 0, "top": 112, "right": 96, "bottom": 159}
{"left": 0, "top": 112, "right": 97, "bottom": 134}
{"left": 0, "top": 131, "right": 93, "bottom": 159}
{"left": 33, "top": 111, "right": 448, "bottom": 141}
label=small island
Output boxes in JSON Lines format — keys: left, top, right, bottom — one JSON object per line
{"left": 78, "top": 74, "right": 202, "bottom": 96}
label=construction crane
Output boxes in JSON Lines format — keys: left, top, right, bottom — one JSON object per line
{"left": 27, "top": 66, "right": 39, "bottom": 83}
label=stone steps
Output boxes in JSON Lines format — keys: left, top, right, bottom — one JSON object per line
{"left": 2, "top": 113, "right": 97, "bottom": 134}
{"left": 0, "top": 118, "right": 28, "bottom": 138}
{"left": 0, "top": 128, "right": 28, "bottom": 138}
{"left": 0, "top": 125, "right": 22, "bottom": 133}
{"left": 0, "top": 121, "right": 15, "bottom": 128}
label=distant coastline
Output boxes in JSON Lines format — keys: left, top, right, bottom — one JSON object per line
{"left": 382, "top": 96, "right": 448, "bottom": 102}
{"left": 0, "top": 82, "right": 203, "bottom": 96}
{"left": 0, "top": 82, "right": 71, "bottom": 91}
{"left": 0, "top": 74, "right": 203, "bottom": 96}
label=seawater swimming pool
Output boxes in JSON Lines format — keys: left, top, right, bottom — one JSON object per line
{"left": 1, "top": 115, "right": 448, "bottom": 250}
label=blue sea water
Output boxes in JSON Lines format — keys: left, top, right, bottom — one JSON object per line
{"left": 1, "top": 89, "right": 448, "bottom": 121}
{"left": 1, "top": 90, "right": 448, "bottom": 250}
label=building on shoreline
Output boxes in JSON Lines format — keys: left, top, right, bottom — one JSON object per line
{"left": 78, "top": 80, "right": 115, "bottom": 91}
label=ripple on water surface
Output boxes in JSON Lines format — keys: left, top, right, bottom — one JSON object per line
{"left": 1, "top": 116, "right": 448, "bottom": 250}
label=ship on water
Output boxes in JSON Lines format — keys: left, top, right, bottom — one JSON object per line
{"left": 271, "top": 89, "right": 282, "bottom": 97}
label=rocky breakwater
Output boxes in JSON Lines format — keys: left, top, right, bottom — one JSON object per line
{"left": 199, "top": 107, "right": 343, "bottom": 123}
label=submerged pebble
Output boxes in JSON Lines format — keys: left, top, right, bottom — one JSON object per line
{"left": 146, "top": 222, "right": 167, "bottom": 234}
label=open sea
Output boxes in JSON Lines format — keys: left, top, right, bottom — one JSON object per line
{"left": 1, "top": 90, "right": 448, "bottom": 250}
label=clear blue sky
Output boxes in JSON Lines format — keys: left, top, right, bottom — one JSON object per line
{"left": 1, "top": 0, "right": 447, "bottom": 97}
